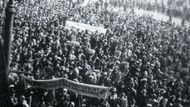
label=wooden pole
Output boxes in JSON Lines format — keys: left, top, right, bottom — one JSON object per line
{"left": 0, "top": 0, "right": 15, "bottom": 106}
{"left": 0, "top": 31, "right": 8, "bottom": 106}
{"left": 3, "top": 0, "right": 15, "bottom": 76}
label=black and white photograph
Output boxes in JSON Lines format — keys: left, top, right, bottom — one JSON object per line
{"left": 0, "top": 0, "right": 190, "bottom": 107}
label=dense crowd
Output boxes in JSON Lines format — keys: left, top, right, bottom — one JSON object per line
{"left": 0, "top": 0, "right": 190, "bottom": 107}
{"left": 109, "top": 0, "right": 190, "bottom": 21}
{"left": 136, "top": 0, "right": 190, "bottom": 21}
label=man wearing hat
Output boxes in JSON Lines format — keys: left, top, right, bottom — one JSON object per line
{"left": 8, "top": 85, "right": 18, "bottom": 107}
{"left": 108, "top": 87, "right": 119, "bottom": 107}
{"left": 146, "top": 104, "right": 152, "bottom": 107}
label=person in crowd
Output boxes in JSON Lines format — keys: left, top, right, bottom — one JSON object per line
{"left": 17, "top": 95, "right": 30, "bottom": 107}
{"left": 8, "top": 85, "right": 18, "bottom": 107}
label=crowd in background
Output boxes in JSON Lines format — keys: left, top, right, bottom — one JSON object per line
{"left": 0, "top": 0, "right": 190, "bottom": 107}
{"left": 138, "top": 0, "right": 190, "bottom": 21}
{"left": 109, "top": 0, "right": 190, "bottom": 21}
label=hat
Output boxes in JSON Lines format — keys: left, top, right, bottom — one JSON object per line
{"left": 89, "top": 75, "right": 94, "bottom": 79}
{"left": 63, "top": 88, "right": 68, "bottom": 92}
{"left": 9, "top": 85, "right": 15, "bottom": 88}
{"left": 103, "top": 72, "right": 108, "bottom": 76}
{"left": 73, "top": 79, "right": 78, "bottom": 82}
{"left": 177, "top": 98, "right": 182, "bottom": 102}
{"left": 147, "top": 104, "right": 152, "bottom": 107}
{"left": 141, "top": 78, "right": 147, "bottom": 82}
{"left": 20, "top": 95, "right": 25, "bottom": 100}
{"left": 160, "top": 89, "right": 166, "bottom": 94}
{"left": 74, "top": 68, "right": 79, "bottom": 76}
{"left": 112, "top": 88, "right": 117, "bottom": 92}
{"left": 116, "top": 60, "right": 120, "bottom": 65}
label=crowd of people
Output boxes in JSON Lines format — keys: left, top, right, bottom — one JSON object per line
{"left": 0, "top": 0, "right": 190, "bottom": 107}
{"left": 135, "top": 0, "right": 190, "bottom": 21}
{"left": 109, "top": 0, "right": 190, "bottom": 21}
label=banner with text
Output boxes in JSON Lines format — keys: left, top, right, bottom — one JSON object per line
{"left": 65, "top": 20, "right": 107, "bottom": 34}
{"left": 21, "top": 75, "right": 110, "bottom": 99}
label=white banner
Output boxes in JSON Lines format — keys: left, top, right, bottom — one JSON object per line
{"left": 21, "top": 75, "right": 110, "bottom": 99}
{"left": 65, "top": 20, "right": 107, "bottom": 34}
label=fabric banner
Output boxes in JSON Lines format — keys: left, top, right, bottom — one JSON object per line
{"left": 21, "top": 75, "right": 110, "bottom": 99}
{"left": 22, "top": 75, "right": 63, "bottom": 89}
{"left": 65, "top": 20, "right": 107, "bottom": 34}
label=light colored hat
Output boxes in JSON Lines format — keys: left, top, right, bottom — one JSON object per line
{"left": 112, "top": 88, "right": 117, "bottom": 92}
{"left": 63, "top": 88, "right": 68, "bottom": 92}
{"left": 9, "top": 84, "right": 15, "bottom": 88}
{"left": 103, "top": 72, "right": 108, "bottom": 76}
{"left": 147, "top": 104, "right": 152, "bottom": 107}
{"left": 89, "top": 75, "right": 94, "bottom": 79}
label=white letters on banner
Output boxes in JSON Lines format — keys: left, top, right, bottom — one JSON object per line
{"left": 65, "top": 20, "right": 107, "bottom": 34}
{"left": 21, "top": 75, "right": 110, "bottom": 99}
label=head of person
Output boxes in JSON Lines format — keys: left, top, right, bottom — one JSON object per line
{"left": 147, "top": 104, "right": 152, "bottom": 107}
